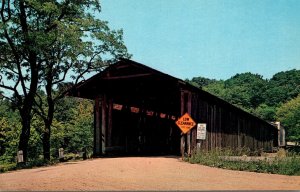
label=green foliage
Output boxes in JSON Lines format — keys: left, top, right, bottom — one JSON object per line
{"left": 0, "top": 106, "right": 45, "bottom": 163}
{"left": 0, "top": 159, "right": 59, "bottom": 173}
{"left": 0, "top": 163, "right": 17, "bottom": 173}
{"left": 190, "top": 73, "right": 268, "bottom": 111}
{"left": 276, "top": 95, "right": 300, "bottom": 142}
{"left": 28, "top": 116, "right": 44, "bottom": 160}
{"left": 0, "top": 117, "right": 11, "bottom": 156}
{"left": 0, "top": 99, "right": 21, "bottom": 162}
{"left": 203, "top": 81, "right": 226, "bottom": 98}
{"left": 0, "top": 97, "right": 93, "bottom": 165}
{"left": 254, "top": 104, "right": 277, "bottom": 121}
{"left": 51, "top": 98, "right": 93, "bottom": 156}
{"left": 188, "top": 69, "right": 300, "bottom": 140}
{"left": 186, "top": 77, "right": 218, "bottom": 88}
{"left": 223, "top": 73, "right": 267, "bottom": 109}
{"left": 187, "top": 149, "right": 300, "bottom": 175}
{"left": 264, "top": 70, "right": 300, "bottom": 106}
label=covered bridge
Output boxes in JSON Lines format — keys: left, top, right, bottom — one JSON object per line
{"left": 67, "top": 59, "right": 278, "bottom": 156}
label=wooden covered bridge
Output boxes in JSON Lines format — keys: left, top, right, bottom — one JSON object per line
{"left": 68, "top": 59, "right": 278, "bottom": 156}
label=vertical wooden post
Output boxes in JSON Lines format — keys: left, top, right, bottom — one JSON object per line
{"left": 169, "top": 124, "right": 173, "bottom": 152}
{"left": 180, "top": 91, "right": 185, "bottom": 159}
{"left": 281, "top": 127, "right": 286, "bottom": 147}
{"left": 93, "top": 97, "right": 101, "bottom": 156}
{"left": 101, "top": 94, "right": 107, "bottom": 155}
{"left": 59, "top": 148, "right": 64, "bottom": 159}
{"left": 187, "top": 92, "right": 192, "bottom": 156}
{"left": 197, "top": 141, "right": 201, "bottom": 150}
{"left": 180, "top": 135, "right": 185, "bottom": 158}
{"left": 180, "top": 90, "right": 192, "bottom": 158}
{"left": 237, "top": 119, "right": 241, "bottom": 148}
{"left": 107, "top": 98, "right": 113, "bottom": 148}
{"left": 17, "top": 150, "right": 24, "bottom": 163}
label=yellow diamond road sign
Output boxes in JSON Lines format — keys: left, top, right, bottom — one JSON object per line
{"left": 176, "top": 113, "right": 196, "bottom": 134}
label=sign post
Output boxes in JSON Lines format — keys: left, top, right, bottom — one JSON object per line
{"left": 175, "top": 113, "right": 196, "bottom": 158}
{"left": 196, "top": 123, "right": 207, "bottom": 150}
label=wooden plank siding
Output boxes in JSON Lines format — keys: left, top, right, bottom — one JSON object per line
{"left": 190, "top": 92, "right": 276, "bottom": 153}
{"left": 93, "top": 97, "right": 101, "bottom": 156}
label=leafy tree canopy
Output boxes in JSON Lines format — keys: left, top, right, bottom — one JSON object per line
{"left": 186, "top": 77, "right": 218, "bottom": 88}
{"left": 276, "top": 94, "right": 300, "bottom": 142}
{"left": 264, "top": 69, "right": 300, "bottom": 106}
{"left": 0, "top": 0, "right": 131, "bottom": 161}
{"left": 189, "top": 72, "right": 267, "bottom": 110}
{"left": 187, "top": 69, "right": 300, "bottom": 141}
{"left": 223, "top": 73, "right": 267, "bottom": 109}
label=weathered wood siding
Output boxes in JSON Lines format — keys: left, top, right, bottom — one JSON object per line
{"left": 70, "top": 59, "right": 278, "bottom": 155}
{"left": 189, "top": 91, "right": 277, "bottom": 152}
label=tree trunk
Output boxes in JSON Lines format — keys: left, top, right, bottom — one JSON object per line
{"left": 43, "top": 123, "right": 51, "bottom": 161}
{"left": 18, "top": 114, "right": 31, "bottom": 163}
{"left": 43, "top": 70, "right": 54, "bottom": 161}
{"left": 17, "top": 56, "right": 38, "bottom": 162}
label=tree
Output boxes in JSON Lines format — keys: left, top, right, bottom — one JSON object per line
{"left": 203, "top": 81, "right": 226, "bottom": 98}
{"left": 50, "top": 97, "right": 93, "bottom": 157}
{"left": 253, "top": 103, "right": 277, "bottom": 121}
{"left": 0, "top": 0, "right": 131, "bottom": 161}
{"left": 186, "top": 77, "right": 218, "bottom": 88}
{"left": 0, "top": 117, "right": 9, "bottom": 157}
{"left": 223, "top": 73, "right": 267, "bottom": 110}
{"left": 0, "top": 0, "right": 41, "bottom": 162}
{"left": 0, "top": 99, "right": 22, "bottom": 163}
{"left": 264, "top": 69, "right": 300, "bottom": 106}
{"left": 187, "top": 71, "right": 300, "bottom": 125}
{"left": 276, "top": 94, "right": 300, "bottom": 142}
{"left": 189, "top": 73, "right": 268, "bottom": 111}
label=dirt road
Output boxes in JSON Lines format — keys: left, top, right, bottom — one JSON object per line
{"left": 1, "top": 156, "right": 300, "bottom": 190}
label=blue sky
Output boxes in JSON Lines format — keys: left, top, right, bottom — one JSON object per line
{"left": 100, "top": 0, "right": 300, "bottom": 80}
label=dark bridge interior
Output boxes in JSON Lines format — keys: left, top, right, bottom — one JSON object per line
{"left": 69, "top": 59, "right": 185, "bottom": 155}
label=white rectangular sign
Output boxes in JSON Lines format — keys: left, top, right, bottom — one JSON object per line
{"left": 197, "top": 123, "right": 207, "bottom": 140}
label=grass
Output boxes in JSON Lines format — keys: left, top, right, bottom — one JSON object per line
{"left": 2, "top": 149, "right": 299, "bottom": 175}
{"left": 0, "top": 159, "right": 58, "bottom": 173}
{"left": 186, "top": 148, "right": 300, "bottom": 176}
{"left": 0, "top": 152, "right": 92, "bottom": 173}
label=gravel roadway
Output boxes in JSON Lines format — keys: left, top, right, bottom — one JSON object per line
{"left": 1, "top": 156, "right": 300, "bottom": 191}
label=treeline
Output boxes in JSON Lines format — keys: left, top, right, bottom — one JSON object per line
{"left": 1, "top": 69, "right": 299, "bottom": 165}
{"left": 0, "top": 96, "right": 93, "bottom": 164}
{"left": 186, "top": 69, "right": 300, "bottom": 142}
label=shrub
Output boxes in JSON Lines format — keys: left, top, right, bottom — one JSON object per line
{"left": 0, "top": 163, "right": 17, "bottom": 173}
{"left": 187, "top": 149, "right": 300, "bottom": 176}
